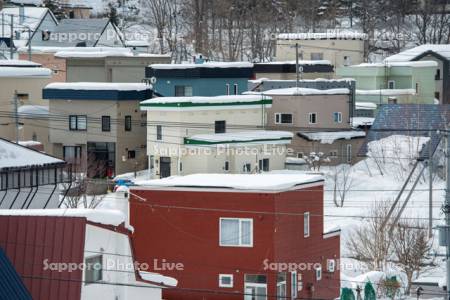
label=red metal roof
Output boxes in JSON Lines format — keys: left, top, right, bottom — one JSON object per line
{"left": 0, "top": 216, "right": 86, "bottom": 300}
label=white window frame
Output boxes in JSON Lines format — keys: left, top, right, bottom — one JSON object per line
{"left": 346, "top": 144, "right": 352, "bottom": 163}
{"left": 327, "top": 259, "right": 335, "bottom": 272}
{"left": 275, "top": 113, "right": 293, "bottom": 124}
{"left": 333, "top": 112, "right": 342, "bottom": 123}
{"left": 388, "top": 80, "right": 395, "bottom": 89}
{"left": 219, "top": 218, "right": 253, "bottom": 247}
{"left": 219, "top": 274, "right": 233, "bottom": 288}
{"left": 308, "top": 112, "right": 317, "bottom": 124}
{"left": 226, "top": 83, "right": 230, "bottom": 95}
{"left": 315, "top": 265, "right": 322, "bottom": 281}
{"left": 291, "top": 271, "right": 298, "bottom": 299}
{"left": 304, "top": 212, "right": 310, "bottom": 238}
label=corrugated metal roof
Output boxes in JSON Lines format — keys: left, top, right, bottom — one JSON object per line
{"left": 360, "top": 104, "right": 450, "bottom": 158}
{"left": 0, "top": 246, "right": 32, "bottom": 300}
{"left": 0, "top": 216, "right": 86, "bottom": 300}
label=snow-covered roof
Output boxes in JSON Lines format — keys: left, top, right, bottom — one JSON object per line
{"left": 150, "top": 62, "right": 253, "bottom": 69}
{"left": 139, "top": 271, "right": 178, "bottom": 287}
{"left": 299, "top": 131, "right": 366, "bottom": 144}
{"left": 355, "top": 102, "right": 377, "bottom": 110}
{"left": 0, "top": 7, "right": 54, "bottom": 36}
{"left": 18, "top": 105, "right": 49, "bottom": 116}
{"left": 0, "top": 60, "right": 41, "bottom": 67}
{"left": 141, "top": 95, "right": 272, "bottom": 110}
{"left": 0, "top": 209, "right": 127, "bottom": 228}
{"left": 385, "top": 44, "right": 450, "bottom": 62}
{"left": 45, "top": 82, "right": 151, "bottom": 91}
{"left": 185, "top": 131, "right": 293, "bottom": 146}
{"left": 125, "top": 40, "right": 151, "bottom": 47}
{"left": 356, "top": 89, "right": 416, "bottom": 96}
{"left": 18, "top": 140, "right": 42, "bottom": 147}
{"left": 0, "top": 138, "right": 63, "bottom": 169}
{"left": 352, "top": 117, "right": 375, "bottom": 128}
{"left": 134, "top": 173, "right": 324, "bottom": 191}
{"left": 285, "top": 157, "right": 307, "bottom": 165}
{"left": 277, "top": 31, "right": 367, "bottom": 40}
{"left": 18, "top": 46, "right": 129, "bottom": 54}
{"left": 0, "top": 67, "right": 52, "bottom": 77}
{"left": 350, "top": 61, "right": 438, "bottom": 68}
{"left": 248, "top": 87, "right": 350, "bottom": 96}
{"left": 258, "top": 60, "right": 332, "bottom": 65}
{"left": 55, "top": 50, "right": 170, "bottom": 59}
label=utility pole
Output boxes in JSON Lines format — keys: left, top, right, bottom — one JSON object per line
{"left": 295, "top": 43, "right": 299, "bottom": 89}
{"left": 9, "top": 14, "right": 13, "bottom": 59}
{"left": 445, "top": 129, "right": 450, "bottom": 300}
{"left": 27, "top": 27, "right": 31, "bottom": 61}
{"left": 429, "top": 140, "right": 433, "bottom": 237}
{"left": 13, "top": 90, "right": 19, "bottom": 143}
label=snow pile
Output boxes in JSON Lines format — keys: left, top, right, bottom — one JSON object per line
{"left": 351, "top": 61, "right": 438, "bottom": 68}
{"left": 285, "top": 157, "right": 307, "bottom": 164}
{"left": 45, "top": 82, "right": 151, "bottom": 91}
{"left": 134, "top": 173, "right": 324, "bottom": 191}
{"left": 150, "top": 61, "right": 253, "bottom": 69}
{"left": 187, "top": 131, "right": 293, "bottom": 145}
{"left": 249, "top": 87, "right": 350, "bottom": 96}
{"left": 18, "top": 141, "right": 42, "bottom": 147}
{"left": 356, "top": 89, "right": 416, "bottom": 96}
{"left": 385, "top": 44, "right": 450, "bottom": 62}
{"left": 0, "top": 67, "right": 52, "bottom": 77}
{"left": 351, "top": 117, "right": 375, "bottom": 128}
{"left": 139, "top": 271, "right": 178, "bottom": 287}
{"left": 300, "top": 131, "right": 366, "bottom": 144}
{"left": 141, "top": 94, "right": 270, "bottom": 105}
{"left": 18, "top": 105, "right": 49, "bottom": 116}
{"left": 0, "top": 139, "right": 63, "bottom": 169}
{"left": 0, "top": 209, "right": 127, "bottom": 227}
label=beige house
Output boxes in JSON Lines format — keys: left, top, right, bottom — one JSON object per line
{"left": 44, "top": 82, "right": 152, "bottom": 177}
{"left": 140, "top": 95, "right": 293, "bottom": 178}
{"left": 276, "top": 32, "right": 367, "bottom": 69}
{"left": 257, "top": 87, "right": 366, "bottom": 165}
{"left": 0, "top": 61, "right": 52, "bottom": 145}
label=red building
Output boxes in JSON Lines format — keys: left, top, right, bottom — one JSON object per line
{"left": 130, "top": 173, "right": 341, "bottom": 300}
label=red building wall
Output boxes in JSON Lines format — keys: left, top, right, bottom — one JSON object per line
{"left": 130, "top": 183, "right": 339, "bottom": 300}
{"left": 0, "top": 216, "right": 86, "bottom": 300}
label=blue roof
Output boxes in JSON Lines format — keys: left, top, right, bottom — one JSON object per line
{"left": 360, "top": 104, "right": 450, "bottom": 159}
{"left": 0, "top": 247, "right": 32, "bottom": 300}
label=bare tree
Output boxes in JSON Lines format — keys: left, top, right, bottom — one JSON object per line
{"left": 392, "top": 220, "right": 434, "bottom": 295}
{"left": 347, "top": 201, "right": 393, "bottom": 270}
{"left": 329, "top": 164, "right": 354, "bottom": 207}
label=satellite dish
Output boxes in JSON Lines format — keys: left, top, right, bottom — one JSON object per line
{"left": 150, "top": 76, "right": 157, "bottom": 84}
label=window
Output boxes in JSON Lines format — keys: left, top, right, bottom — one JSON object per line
{"left": 315, "top": 265, "right": 322, "bottom": 281}
{"left": 310, "top": 52, "right": 323, "bottom": 60}
{"left": 329, "top": 150, "right": 338, "bottom": 158}
{"left": 226, "top": 83, "right": 230, "bottom": 95}
{"left": 435, "top": 92, "right": 440, "bottom": 101}
{"left": 85, "top": 255, "right": 102, "bottom": 284}
{"left": 275, "top": 113, "right": 293, "bottom": 124}
{"left": 219, "top": 218, "right": 253, "bottom": 247}
{"left": 327, "top": 259, "right": 335, "bottom": 272}
{"left": 175, "top": 85, "right": 193, "bottom": 96}
{"left": 16, "top": 93, "right": 29, "bottom": 103}
{"left": 304, "top": 212, "right": 310, "bottom": 238}
{"left": 127, "top": 150, "right": 136, "bottom": 159}
{"left": 388, "top": 97, "right": 397, "bottom": 104}
{"left": 436, "top": 69, "right": 441, "bottom": 80}
{"left": 245, "top": 275, "right": 267, "bottom": 300}
{"left": 233, "top": 83, "right": 238, "bottom": 95}
{"left": 388, "top": 80, "right": 395, "bottom": 89}
{"left": 63, "top": 146, "right": 82, "bottom": 161}
{"left": 277, "top": 273, "right": 287, "bottom": 300}
{"left": 125, "top": 116, "right": 132, "bottom": 131}
{"left": 224, "top": 161, "right": 230, "bottom": 171}
{"left": 308, "top": 113, "right": 317, "bottom": 124}
{"left": 215, "top": 120, "right": 226, "bottom": 133}
{"left": 346, "top": 144, "right": 352, "bottom": 163}
{"left": 69, "top": 115, "right": 87, "bottom": 131}
{"left": 101, "top": 116, "right": 111, "bottom": 132}
{"left": 258, "top": 158, "right": 269, "bottom": 172}
{"left": 415, "top": 83, "right": 419, "bottom": 94}
{"left": 297, "top": 152, "right": 304, "bottom": 158}
{"left": 291, "top": 271, "right": 298, "bottom": 299}
{"left": 344, "top": 56, "right": 351, "bottom": 66}
{"left": 333, "top": 112, "right": 342, "bottom": 123}
{"left": 219, "top": 274, "right": 233, "bottom": 288}
{"left": 156, "top": 125, "right": 162, "bottom": 140}
{"left": 243, "top": 163, "right": 251, "bottom": 173}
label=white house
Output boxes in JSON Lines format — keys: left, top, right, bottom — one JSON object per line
{"left": 140, "top": 95, "right": 293, "bottom": 178}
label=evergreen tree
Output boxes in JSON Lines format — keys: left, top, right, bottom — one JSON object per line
{"left": 364, "top": 282, "right": 376, "bottom": 300}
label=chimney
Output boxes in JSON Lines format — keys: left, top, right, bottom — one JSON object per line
{"left": 19, "top": 5, "right": 25, "bottom": 25}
